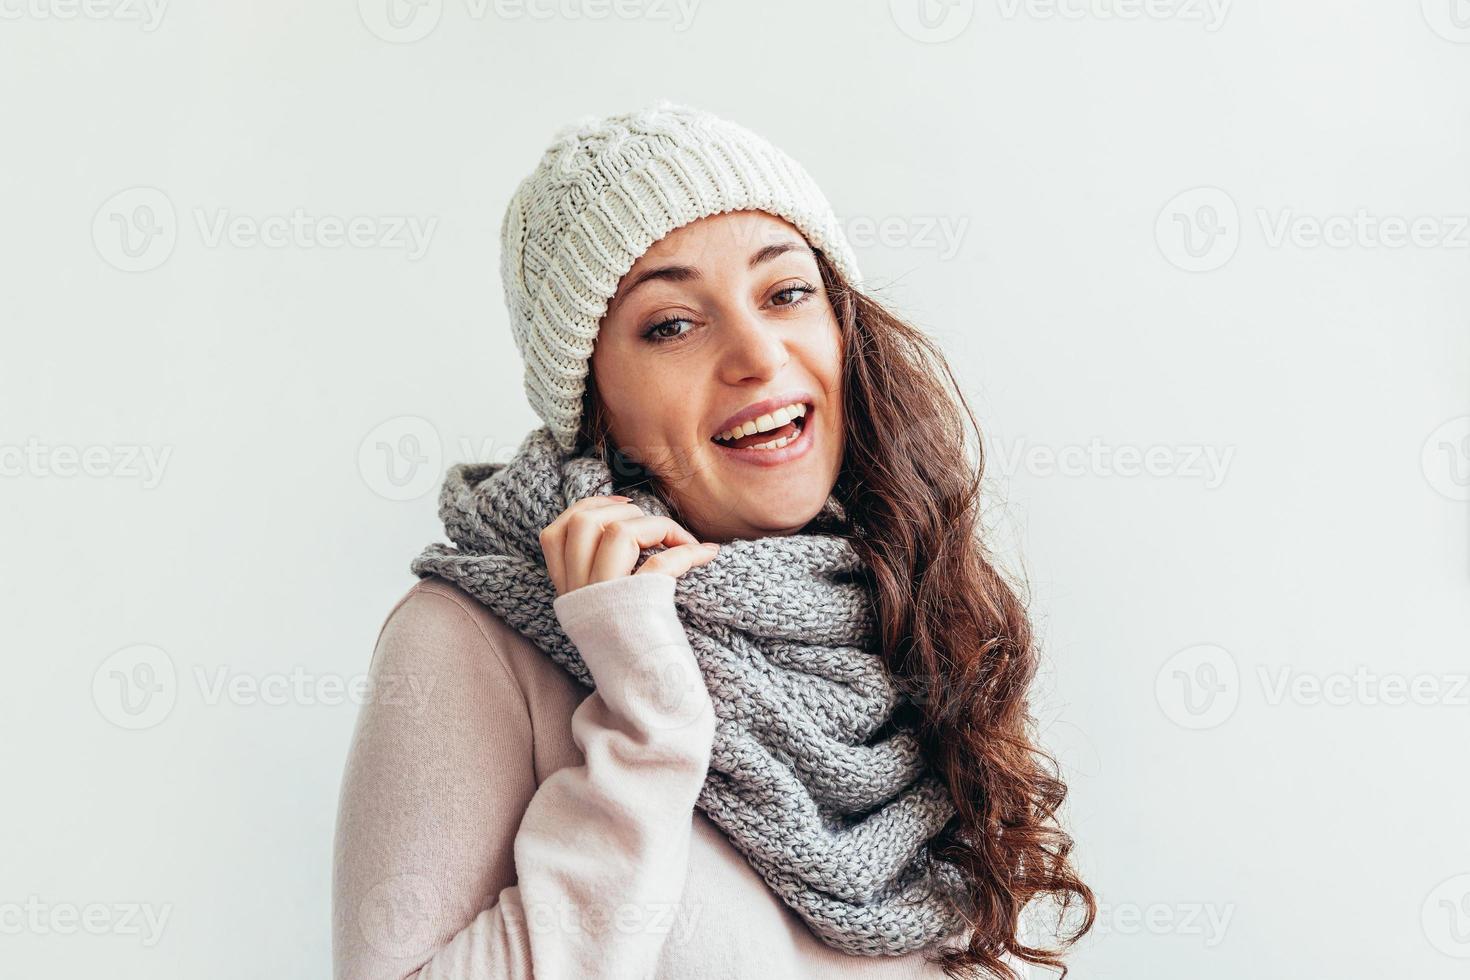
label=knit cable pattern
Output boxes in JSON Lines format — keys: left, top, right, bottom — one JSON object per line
{"left": 410, "top": 426, "right": 973, "bottom": 957}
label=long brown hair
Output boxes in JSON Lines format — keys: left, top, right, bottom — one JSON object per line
{"left": 580, "top": 250, "right": 1096, "bottom": 979}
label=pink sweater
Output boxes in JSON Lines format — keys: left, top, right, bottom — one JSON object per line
{"left": 332, "top": 572, "right": 965, "bottom": 980}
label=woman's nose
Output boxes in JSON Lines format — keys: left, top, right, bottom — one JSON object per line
{"left": 717, "top": 308, "right": 789, "bottom": 383}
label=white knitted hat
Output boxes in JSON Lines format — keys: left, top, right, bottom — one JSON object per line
{"left": 499, "top": 98, "right": 863, "bottom": 451}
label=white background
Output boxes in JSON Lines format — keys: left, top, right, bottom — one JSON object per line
{"left": 2, "top": 1, "right": 1468, "bottom": 977}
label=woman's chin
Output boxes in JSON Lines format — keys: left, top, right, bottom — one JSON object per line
{"left": 695, "top": 493, "right": 830, "bottom": 541}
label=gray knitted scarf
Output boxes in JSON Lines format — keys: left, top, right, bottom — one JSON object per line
{"left": 410, "top": 426, "right": 972, "bottom": 957}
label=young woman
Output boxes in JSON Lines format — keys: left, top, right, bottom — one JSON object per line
{"left": 332, "top": 100, "right": 1094, "bottom": 980}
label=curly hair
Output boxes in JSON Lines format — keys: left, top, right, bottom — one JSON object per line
{"left": 580, "top": 250, "right": 1096, "bottom": 979}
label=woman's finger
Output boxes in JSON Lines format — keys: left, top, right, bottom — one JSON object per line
{"left": 584, "top": 515, "right": 702, "bottom": 587}
{"left": 634, "top": 540, "right": 721, "bottom": 580}
{"left": 540, "top": 495, "right": 630, "bottom": 594}
{"left": 560, "top": 502, "right": 649, "bottom": 592}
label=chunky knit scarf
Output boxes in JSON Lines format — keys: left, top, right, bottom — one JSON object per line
{"left": 410, "top": 426, "right": 972, "bottom": 957}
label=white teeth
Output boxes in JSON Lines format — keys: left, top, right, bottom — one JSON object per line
{"left": 714, "top": 402, "right": 808, "bottom": 444}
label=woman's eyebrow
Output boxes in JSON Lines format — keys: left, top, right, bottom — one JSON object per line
{"left": 611, "top": 241, "right": 811, "bottom": 309}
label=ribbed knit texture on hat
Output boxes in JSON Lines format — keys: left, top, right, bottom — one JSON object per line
{"left": 500, "top": 99, "right": 863, "bottom": 451}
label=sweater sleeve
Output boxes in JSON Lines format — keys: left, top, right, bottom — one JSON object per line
{"left": 332, "top": 572, "right": 717, "bottom": 980}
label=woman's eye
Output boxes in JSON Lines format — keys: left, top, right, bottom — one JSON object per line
{"left": 643, "top": 286, "right": 812, "bottom": 345}
{"left": 644, "top": 317, "right": 693, "bottom": 344}
{"left": 771, "top": 285, "right": 815, "bottom": 308}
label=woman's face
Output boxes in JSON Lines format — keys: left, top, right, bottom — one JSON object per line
{"left": 589, "top": 210, "right": 845, "bottom": 544}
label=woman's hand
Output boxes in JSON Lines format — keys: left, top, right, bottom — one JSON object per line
{"left": 540, "top": 494, "right": 721, "bottom": 597}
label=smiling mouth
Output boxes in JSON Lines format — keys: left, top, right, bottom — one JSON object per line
{"left": 710, "top": 402, "right": 811, "bottom": 451}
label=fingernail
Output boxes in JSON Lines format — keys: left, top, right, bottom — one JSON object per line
{"left": 703, "top": 542, "right": 720, "bottom": 551}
